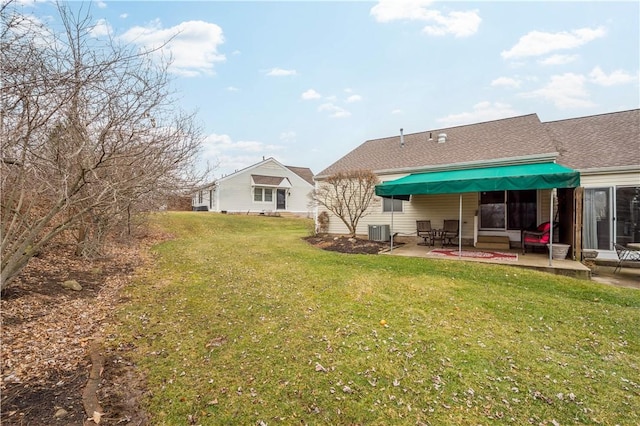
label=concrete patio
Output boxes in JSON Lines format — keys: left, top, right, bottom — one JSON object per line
{"left": 382, "top": 239, "right": 593, "bottom": 280}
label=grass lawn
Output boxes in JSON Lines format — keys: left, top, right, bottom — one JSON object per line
{"left": 112, "top": 212, "right": 640, "bottom": 425}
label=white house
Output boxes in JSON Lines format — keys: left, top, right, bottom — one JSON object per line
{"left": 192, "top": 157, "right": 314, "bottom": 216}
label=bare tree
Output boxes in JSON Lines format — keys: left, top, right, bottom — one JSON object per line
{"left": 310, "top": 170, "right": 380, "bottom": 237}
{"left": 1, "top": 2, "right": 207, "bottom": 290}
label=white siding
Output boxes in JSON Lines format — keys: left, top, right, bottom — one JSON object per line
{"left": 215, "top": 160, "right": 313, "bottom": 214}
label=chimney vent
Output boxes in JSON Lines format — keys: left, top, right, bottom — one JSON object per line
{"left": 428, "top": 132, "right": 433, "bottom": 141}
{"left": 437, "top": 133, "right": 447, "bottom": 143}
{"left": 400, "top": 128, "right": 405, "bottom": 147}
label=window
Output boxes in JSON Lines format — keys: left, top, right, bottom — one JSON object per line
{"left": 198, "top": 191, "right": 203, "bottom": 204}
{"left": 507, "top": 190, "right": 537, "bottom": 230}
{"left": 480, "top": 190, "right": 537, "bottom": 230}
{"left": 479, "top": 191, "right": 505, "bottom": 229}
{"left": 383, "top": 197, "right": 403, "bottom": 212}
{"left": 253, "top": 187, "right": 274, "bottom": 202}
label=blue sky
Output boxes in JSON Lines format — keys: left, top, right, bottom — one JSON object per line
{"left": 20, "top": 1, "right": 640, "bottom": 177}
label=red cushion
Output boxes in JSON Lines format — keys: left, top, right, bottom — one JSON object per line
{"left": 524, "top": 235, "right": 549, "bottom": 244}
{"left": 537, "top": 222, "right": 551, "bottom": 232}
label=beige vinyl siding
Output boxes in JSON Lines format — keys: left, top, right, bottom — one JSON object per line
{"left": 321, "top": 187, "right": 556, "bottom": 244}
{"left": 580, "top": 171, "right": 640, "bottom": 188}
{"left": 322, "top": 187, "right": 477, "bottom": 242}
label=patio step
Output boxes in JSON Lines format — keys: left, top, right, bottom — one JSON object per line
{"left": 476, "top": 236, "right": 511, "bottom": 250}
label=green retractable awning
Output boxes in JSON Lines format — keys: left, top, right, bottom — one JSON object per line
{"left": 375, "top": 163, "right": 580, "bottom": 198}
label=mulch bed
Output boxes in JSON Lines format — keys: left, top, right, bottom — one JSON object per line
{"left": 304, "top": 235, "right": 397, "bottom": 254}
{"left": 1, "top": 237, "right": 156, "bottom": 425}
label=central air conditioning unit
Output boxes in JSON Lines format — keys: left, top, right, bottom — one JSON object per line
{"left": 368, "top": 224, "right": 391, "bottom": 242}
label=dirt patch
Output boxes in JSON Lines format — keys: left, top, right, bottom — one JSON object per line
{"left": 1, "top": 236, "right": 157, "bottom": 425}
{"left": 304, "top": 235, "right": 396, "bottom": 254}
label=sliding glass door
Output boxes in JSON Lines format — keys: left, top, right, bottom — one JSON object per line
{"left": 584, "top": 188, "right": 611, "bottom": 250}
{"left": 616, "top": 187, "right": 640, "bottom": 246}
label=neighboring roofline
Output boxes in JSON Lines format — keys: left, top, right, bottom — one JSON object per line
{"left": 314, "top": 153, "right": 559, "bottom": 180}
{"left": 208, "top": 157, "right": 313, "bottom": 187}
{"left": 578, "top": 165, "right": 640, "bottom": 175}
{"left": 217, "top": 157, "right": 283, "bottom": 183}
{"left": 542, "top": 108, "right": 640, "bottom": 125}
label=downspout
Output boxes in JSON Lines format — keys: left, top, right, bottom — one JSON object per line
{"left": 458, "top": 193, "right": 463, "bottom": 258}
{"left": 549, "top": 188, "right": 555, "bottom": 266}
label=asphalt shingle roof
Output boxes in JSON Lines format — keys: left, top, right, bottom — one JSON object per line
{"left": 544, "top": 109, "right": 640, "bottom": 170}
{"left": 316, "top": 114, "right": 557, "bottom": 177}
{"left": 251, "top": 175, "right": 286, "bottom": 186}
{"left": 286, "top": 166, "right": 315, "bottom": 185}
{"left": 316, "top": 110, "right": 640, "bottom": 178}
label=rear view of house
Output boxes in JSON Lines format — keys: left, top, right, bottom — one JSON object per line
{"left": 193, "top": 157, "right": 314, "bottom": 217}
{"left": 314, "top": 109, "right": 639, "bottom": 260}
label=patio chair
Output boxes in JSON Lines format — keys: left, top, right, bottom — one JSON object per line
{"left": 416, "top": 220, "right": 433, "bottom": 246}
{"left": 436, "top": 219, "right": 459, "bottom": 246}
{"left": 521, "top": 221, "right": 558, "bottom": 254}
{"left": 613, "top": 243, "right": 640, "bottom": 273}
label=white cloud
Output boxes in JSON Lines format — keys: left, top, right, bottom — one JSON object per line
{"left": 490, "top": 77, "right": 521, "bottom": 89}
{"left": 501, "top": 27, "right": 606, "bottom": 59}
{"left": 318, "top": 103, "right": 351, "bottom": 118}
{"left": 422, "top": 10, "right": 481, "bottom": 37}
{"left": 280, "top": 131, "right": 296, "bottom": 142}
{"left": 520, "top": 73, "right": 594, "bottom": 109}
{"left": 13, "top": 0, "right": 44, "bottom": 6}
{"left": 391, "top": 109, "right": 403, "bottom": 115}
{"left": 120, "top": 19, "right": 225, "bottom": 77}
{"left": 226, "top": 86, "right": 239, "bottom": 92}
{"left": 204, "top": 133, "right": 284, "bottom": 154}
{"left": 371, "top": 0, "right": 435, "bottom": 22}
{"left": 202, "top": 133, "right": 285, "bottom": 175}
{"left": 370, "top": 0, "right": 481, "bottom": 37}
{"left": 119, "top": 13, "right": 128, "bottom": 19}
{"left": 203, "top": 133, "right": 284, "bottom": 175}
{"left": 6, "top": 13, "right": 52, "bottom": 47}
{"left": 437, "top": 102, "right": 520, "bottom": 127}
{"left": 539, "top": 54, "right": 578, "bottom": 66}
{"left": 265, "top": 67, "right": 297, "bottom": 77}
{"left": 345, "top": 94, "right": 362, "bottom": 103}
{"left": 90, "top": 18, "right": 112, "bottom": 37}
{"left": 301, "top": 89, "right": 322, "bottom": 100}
{"left": 588, "top": 66, "right": 636, "bottom": 86}
{"left": 94, "top": 0, "right": 107, "bottom": 9}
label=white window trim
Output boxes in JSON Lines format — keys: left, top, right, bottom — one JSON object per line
{"left": 253, "top": 187, "right": 274, "bottom": 203}
{"left": 382, "top": 197, "right": 404, "bottom": 213}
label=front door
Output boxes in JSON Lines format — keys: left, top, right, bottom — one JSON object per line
{"left": 276, "top": 189, "right": 286, "bottom": 210}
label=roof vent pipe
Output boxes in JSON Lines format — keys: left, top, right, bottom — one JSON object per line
{"left": 428, "top": 132, "right": 433, "bottom": 141}
{"left": 400, "top": 128, "right": 404, "bottom": 147}
{"left": 437, "top": 133, "right": 447, "bottom": 143}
